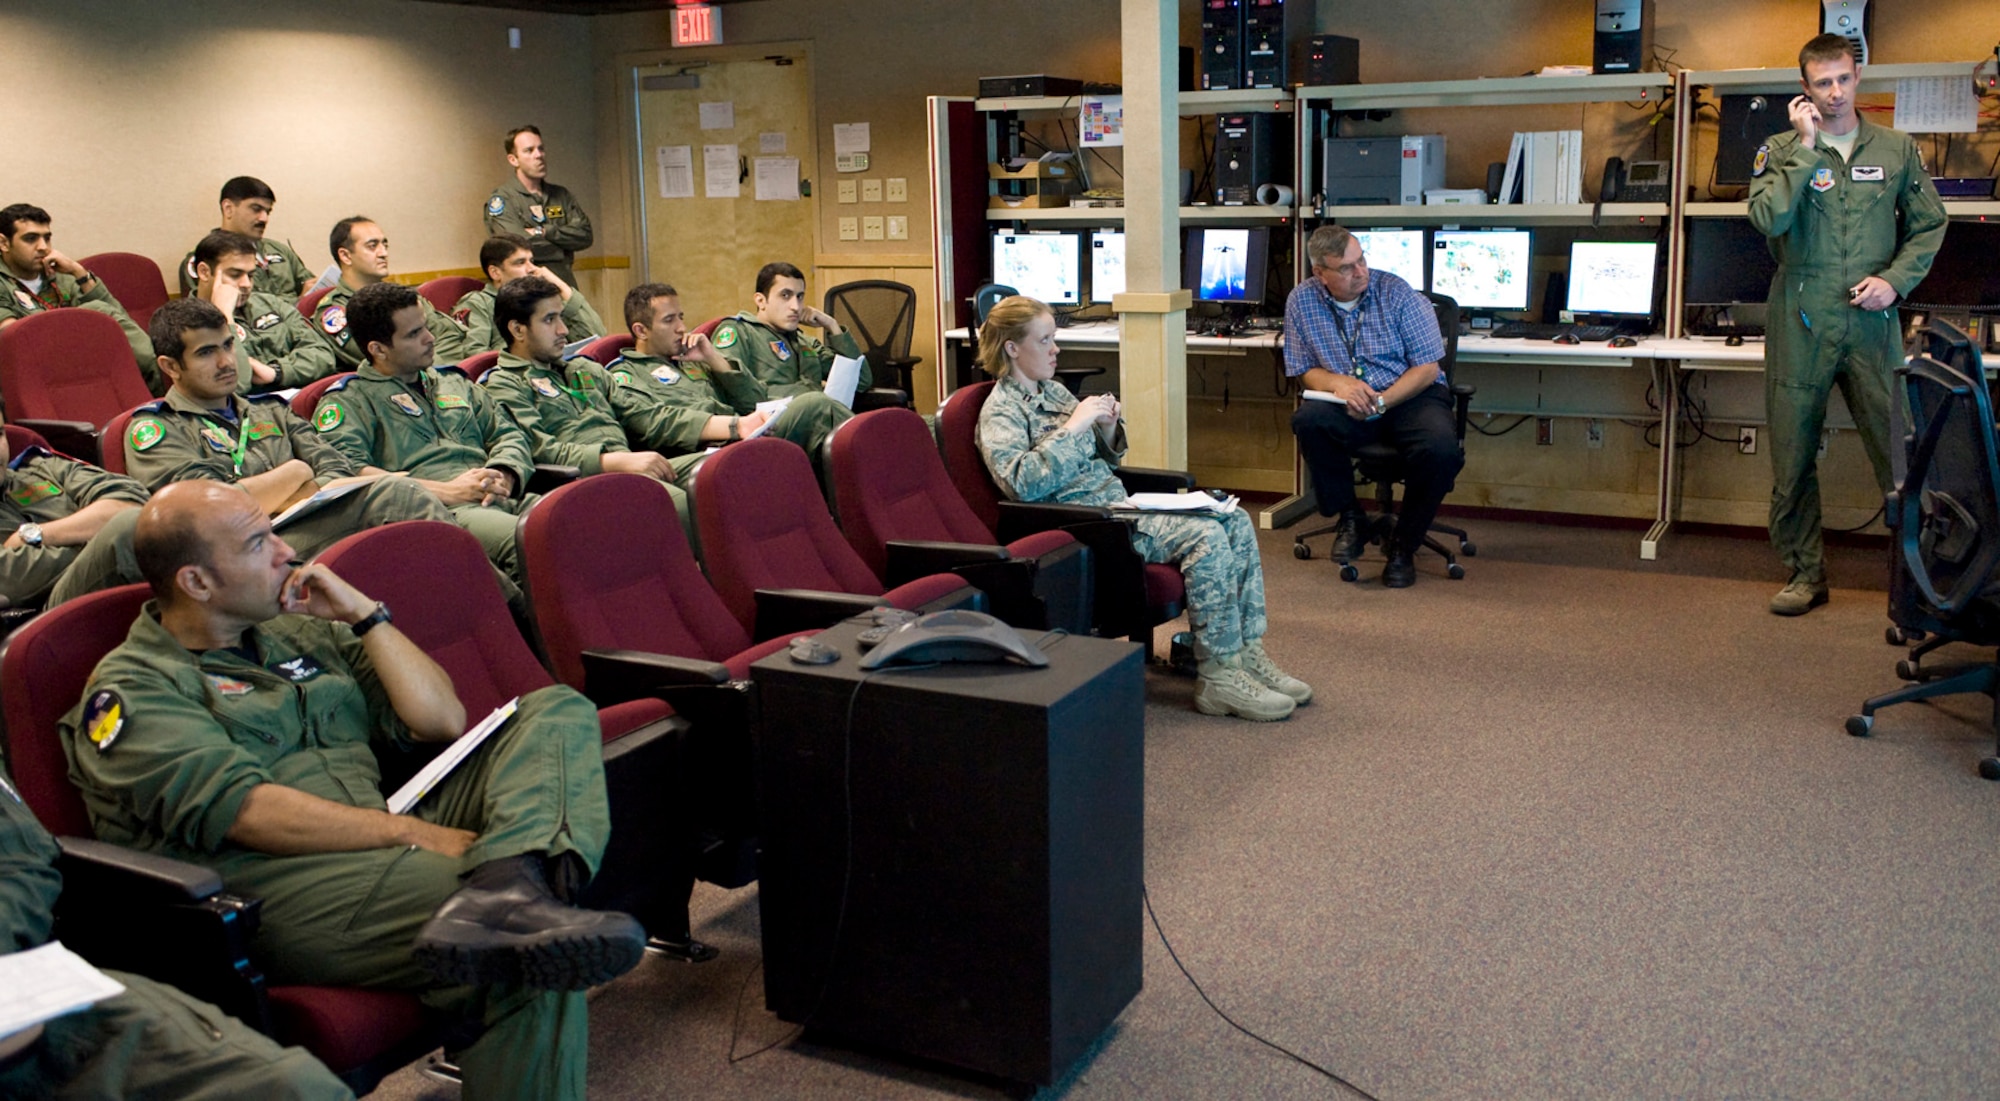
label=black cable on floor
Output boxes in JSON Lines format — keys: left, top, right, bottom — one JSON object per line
{"left": 1143, "top": 884, "right": 1383, "bottom": 1101}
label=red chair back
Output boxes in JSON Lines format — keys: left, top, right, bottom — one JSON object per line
{"left": 0, "top": 583, "right": 151, "bottom": 837}
{"left": 289, "top": 371, "right": 356, "bottom": 419}
{"left": 828, "top": 407, "right": 996, "bottom": 580}
{"left": 0, "top": 310, "right": 154, "bottom": 429}
{"left": 691, "top": 317, "right": 725, "bottom": 340}
{"left": 417, "top": 276, "right": 483, "bottom": 317}
{"left": 80, "top": 252, "right": 170, "bottom": 333}
{"left": 937, "top": 380, "right": 1005, "bottom": 535}
{"left": 695, "top": 438, "right": 889, "bottom": 632}
{"left": 519, "top": 474, "right": 754, "bottom": 689}
{"left": 577, "top": 334, "right": 635, "bottom": 365}
{"left": 4, "top": 424, "right": 55, "bottom": 458}
{"left": 459, "top": 350, "right": 501, "bottom": 379}
{"left": 296, "top": 285, "right": 333, "bottom": 318}
{"left": 100, "top": 408, "right": 137, "bottom": 474}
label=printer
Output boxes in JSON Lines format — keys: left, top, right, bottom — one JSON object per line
{"left": 1323, "top": 134, "right": 1444, "bottom": 206}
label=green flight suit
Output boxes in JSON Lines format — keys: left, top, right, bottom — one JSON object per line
{"left": 481, "top": 352, "right": 696, "bottom": 542}
{"left": 178, "top": 235, "right": 317, "bottom": 301}
{"left": 483, "top": 179, "right": 593, "bottom": 289}
{"left": 708, "top": 313, "right": 870, "bottom": 410}
{"left": 232, "top": 289, "right": 339, "bottom": 392}
{"left": 1748, "top": 118, "right": 1948, "bottom": 584}
{"left": 607, "top": 349, "right": 852, "bottom": 464}
{"left": 0, "top": 770, "right": 352, "bottom": 1101}
{"left": 312, "top": 281, "right": 473, "bottom": 372}
{"left": 122, "top": 389, "right": 449, "bottom": 559}
{"left": 452, "top": 284, "right": 606, "bottom": 354}
{"left": 58, "top": 607, "right": 610, "bottom": 1100}
{"left": 311, "top": 364, "right": 536, "bottom": 583}
{"left": 0, "top": 447, "right": 147, "bottom": 609}
{"left": 0, "top": 267, "right": 160, "bottom": 399}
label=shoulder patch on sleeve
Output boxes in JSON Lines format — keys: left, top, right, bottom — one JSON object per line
{"left": 319, "top": 305, "right": 346, "bottom": 335}
{"left": 128, "top": 417, "right": 165, "bottom": 452}
{"left": 1751, "top": 145, "right": 1770, "bottom": 177}
{"left": 314, "top": 403, "right": 344, "bottom": 431}
{"left": 712, "top": 324, "right": 738, "bottom": 350}
{"left": 486, "top": 194, "right": 506, "bottom": 216}
{"left": 83, "top": 689, "right": 126, "bottom": 754}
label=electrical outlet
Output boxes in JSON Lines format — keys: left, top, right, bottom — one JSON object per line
{"left": 1536, "top": 417, "right": 1553, "bottom": 446}
{"left": 1738, "top": 426, "right": 1758, "bottom": 454}
{"left": 861, "top": 178, "right": 883, "bottom": 203}
{"left": 886, "top": 177, "right": 908, "bottom": 202}
{"left": 837, "top": 180, "right": 857, "bottom": 204}
{"left": 862, "top": 215, "right": 884, "bottom": 241}
{"left": 1586, "top": 419, "right": 1604, "bottom": 449}
{"left": 837, "top": 217, "right": 858, "bottom": 241}
{"left": 886, "top": 215, "right": 908, "bottom": 240}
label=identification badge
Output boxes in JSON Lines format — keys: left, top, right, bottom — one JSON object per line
{"left": 650, "top": 364, "right": 680, "bottom": 385}
{"left": 82, "top": 689, "right": 125, "bottom": 754}
{"left": 271, "top": 656, "right": 323, "bottom": 683}
{"left": 529, "top": 204, "right": 546, "bottom": 223}
{"left": 206, "top": 674, "right": 254, "bottom": 698}
{"left": 253, "top": 311, "right": 282, "bottom": 331}
{"left": 201, "top": 426, "right": 233, "bottom": 451}
{"left": 533, "top": 377, "right": 560, "bottom": 398}
{"left": 1851, "top": 165, "right": 1884, "bottom": 182}
{"left": 390, "top": 393, "right": 423, "bottom": 417}
{"left": 1810, "top": 166, "right": 1836, "bottom": 192}
{"left": 13, "top": 289, "right": 33, "bottom": 311}
{"left": 770, "top": 341, "right": 791, "bottom": 362}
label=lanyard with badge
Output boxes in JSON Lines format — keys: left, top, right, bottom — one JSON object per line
{"left": 1329, "top": 292, "right": 1366, "bottom": 379}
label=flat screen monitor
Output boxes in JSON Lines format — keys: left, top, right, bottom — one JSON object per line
{"left": 1566, "top": 240, "right": 1660, "bottom": 318}
{"left": 990, "top": 231, "right": 1082, "bottom": 307}
{"left": 1090, "top": 229, "right": 1126, "bottom": 302}
{"left": 1429, "top": 229, "right": 1532, "bottom": 311}
{"left": 1908, "top": 221, "right": 2000, "bottom": 308}
{"left": 1184, "top": 227, "right": 1270, "bottom": 304}
{"left": 1683, "top": 219, "right": 1778, "bottom": 305}
{"left": 1351, "top": 228, "right": 1426, "bottom": 289}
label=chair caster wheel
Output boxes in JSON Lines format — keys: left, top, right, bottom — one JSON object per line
{"left": 1895, "top": 659, "right": 1920, "bottom": 681}
{"left": 1446, "top": 563, "right": 1465, "bottom": 580}
{"left": 1845, "top": 715, "right": 1873, "bottom": 738}
{"left": 1293, "top": 543, "right": 1311, "bottom": 560}
{"left": 1980, "top": 757, "right": 2000, "bottom": 781}
{"left": 1338, "top": 564, "right": 1359, "bottom": 582}
{"left": 1885, "top": 626, "right": 1909, "bottom": 645}
{"left": 1460, "top": 541, "right": 1477, "bottom": 556}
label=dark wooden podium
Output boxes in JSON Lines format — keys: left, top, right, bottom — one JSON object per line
{"left": 751, "top": 620, "right": 1145, "bottom": 1085}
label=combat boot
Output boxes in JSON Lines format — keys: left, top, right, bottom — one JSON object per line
{"left": 1769, "top": 575, "right": 1829, "bottom": 616}
{"left": 414, "top": 854, "right": 647, "bottom": 990}
{"left": 1194, "top": 655, "right": 1296, "bottom": 721}
{"left": 1241, "top": 641, "right": 1312, "bottom": 704}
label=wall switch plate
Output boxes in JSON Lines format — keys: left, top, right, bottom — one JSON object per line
{"left": 886, "top": 215, "right": 909, "bottom": 240}
{"left": 837, "top": 217, "right": 859, "bottom": 241}
{"left": 1586, "top": 419, "right": 1604, "bottom": 449}
{"left": 862, "top": 216, "right": 885, "bottom": 240}
{"left": 837, "top": 180, "right": 858, "bottom": 204}
{"left": 886, "top": 177, "right": 908, "bottom": 202}
{"left": 1536, "top": 417, "right": 1553, "bottom": 446}
{"left": 861, "top": 178, "right": 883, "bottom": 203}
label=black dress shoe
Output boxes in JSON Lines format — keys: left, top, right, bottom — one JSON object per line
{"left": 1332, "top": 511, "right": 1369, "bottom": 562}
{"left": 645, "top": 935, "right": 720, "bottom": 963}
{"left": 1382, "top": 549, "right": 1417, "bottom": 588}
{"left": 414, "top": 854, "right": 647, "bottom": 991}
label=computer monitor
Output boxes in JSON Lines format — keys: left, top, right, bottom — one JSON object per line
{"left": 1566, "top": 240, "right": 1660, "bottom": 319}
{"left": 1090, "top": 229, "right": 1126, "bottom": 302}
{"left": 1683, "top": 219, "right": 1778, "bottom": 305}
{"left": 1351, "top": 228, "right": 1426, "bottom": 289}
{"left": 990, "top": 231, "right": 1082, "bottom": 307}
{"left": 1907, "top": 220, "right": 2000, "bottom": 308}
{"left": 1184, "top": 227, "right": 1270, "bottom": 304}
{"left": 1429, "top": 229, "right": 1532, "bottom": 311}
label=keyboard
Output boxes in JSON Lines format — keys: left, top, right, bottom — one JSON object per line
{"left": 1685, "top": 324, "right": 1766, "bottom": 339}
{"left": 1489, "top": 322, "right": 1619, "bottom": 341}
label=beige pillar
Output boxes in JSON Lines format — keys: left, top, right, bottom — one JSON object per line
{"left": 1112, "top": 0, "right": 1188, "bottom": 469}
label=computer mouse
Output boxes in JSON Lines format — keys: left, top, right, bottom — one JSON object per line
{"left": 1725, "top": 334, "right": 1745, "bottom": 347}
{"left": 1609, "top": 335, "right": 1639, "bottom": 348}
{"left": 1553, "top": 332, "right": 1582, "bottom": 345}
{"left": 787, "top": 636, "right": 839, "bottom": 665}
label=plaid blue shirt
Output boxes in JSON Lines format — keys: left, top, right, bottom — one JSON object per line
{"left": 1282, "top": 270, "right": 1446, "bottom": 392}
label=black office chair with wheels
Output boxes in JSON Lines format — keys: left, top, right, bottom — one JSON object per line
{"left": 1292, "top": 290, "right": 1477, "bottom": 579}
{"left": 1846, "top": 319, "right": 2000, "bottom": 778}
{"left": 971, "top": 281, "right": 1103, "bottom": 396}
{"left": 825, "top": 279, "right": 921, "bottom": 396}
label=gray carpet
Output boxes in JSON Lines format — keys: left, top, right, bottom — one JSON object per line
{"left": 370, "top": 519, "right": 2000, "bottom": 1100}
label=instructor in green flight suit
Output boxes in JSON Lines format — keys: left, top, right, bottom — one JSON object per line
{"left": 1749, "top": 34, "right": 1946, "bottom": 616}
{"left": 126, "top": 298, "right": 450, "bottom": 559}
{"left": 313, "top": 216, "right": 472, "bottom": 371}
{"left": 190, "top": 230, "right": 339, "bottom": 393}
{"left": 0, "top": 203, "right": 160, "bottom": 397}
{"left": 0, "top": 765, "right": 353, "bottom": 1101}
{"left": 709, "top": 262, "right": 871, "bottom": 408}
{"left": 311, "top": 281, "right": 536, "bottom": 588}
{"left": 59, "top": 481, "right": 647, "bottom": 1100}
{"left": 454, "top": 234, "right": 605, "bottom": 354}
{"left": 483, "top": 126, "right": 593, "bottom": 290}
{"left": 611, "top": 282, "right": 851, "bottom": 472}
{"left": 176, "top": 176, "right": 317, "bottom": 301}
{"left": 0, "top": 432, "right": 146, "bottom": 610}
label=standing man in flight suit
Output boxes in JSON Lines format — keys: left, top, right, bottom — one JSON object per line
{"left": 0, "top": 203, "right": 159, "bottom": 396}
{"left": 709, "top": 262, "right": 871, "bottom": 408}
{"left": 177, "top": 177, "right": 317, "bottom": 301}
{"left": 126, "top": 298, "right": 450, "bottom": 559}
{"left": 189, "top": 231, "right": 338, "bottom": 393}
{"left": 313, "top": 216, "right": 473, "bottom": 371}
{"left": 484, "top": 126, "right": 593, "bottom": 291}
{"left": 1749, "top": 33, "right": 1947, "bottom": 615}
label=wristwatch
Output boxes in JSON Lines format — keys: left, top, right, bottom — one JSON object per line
{"left": 728, "top": 416, "right": 741, "bottom": 441}
{"left": 349, "top": 602, "right": 393, "bottom": 638}
{"left": 15, "top": 523, "right": 43, "bottom": 548}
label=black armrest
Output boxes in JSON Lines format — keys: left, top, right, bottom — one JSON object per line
{"left": 1115, "top": 466, "right": 1197, "bottom": 494}
{"left": 582, "top": 647, "right": 750, "bottom": 731}
{"left": 1450, "top": 382, "right": 1477, "bottom": 439}
{"left": 753, "top": 588, "right": 887, "bottom": 641}
{"left": 884, "top": 539, "right": 1009, "bottom": 588}
{"left": 57, "top": 837, "right": 222, "bottom": 903}
{"left": 15, "top": 419, "right": 100, "bottom": 464}
{"left": 526, "top": 463, "right": 581, "bottom": 495}
{"left": 853, "top": 388, "right": 913, "bottom": 413}
{"left": 995, "top": 499, "right": 1115, "bottom": 544}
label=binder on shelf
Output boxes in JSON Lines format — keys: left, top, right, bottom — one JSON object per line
{"left": 1529, "top": 131, "right": 1559, "bottom": 205}
{"left": 1498, "top": 132, "right": 1526, "bottom": 205}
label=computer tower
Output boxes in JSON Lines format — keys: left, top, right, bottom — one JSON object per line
{"left": 1821, "top": 0, "right": 1871, "bottom": 64}
{"left": 1593, "top": 0, "right": 1654, "bottom": 74}
{"left": 1243, "top": 0, "right": 1314, "bottom": 90}
{"left": 1200, "top": 0, "right": 1245, "bottom": 91}
{"left": 1215, "top": 113, "right": 1283, "bottom": 205}
{"left": 1295, "top": 33, "right": 1359, "bottom": 87}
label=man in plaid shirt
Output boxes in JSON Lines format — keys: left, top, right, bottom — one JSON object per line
{"left": 1286, "top": 225, "right": 1462, "bottom": 588}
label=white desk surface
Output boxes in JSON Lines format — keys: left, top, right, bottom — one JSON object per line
{"left": 947, "top": 324, "right": 1770, "bottom": 362}
{"left": 944, "top": 321, "right": 1283, "bottom": 351}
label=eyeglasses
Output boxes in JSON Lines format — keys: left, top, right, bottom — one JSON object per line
{"left": 1314, "top": 256, "right": 1369, "bottom": 277}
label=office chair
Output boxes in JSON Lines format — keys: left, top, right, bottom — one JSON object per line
{"left": 971, "top": 281, "right": 1102, "bottom": 396}
{"left": 824, "top": 280, "right": 922, "bottom": 394}
{"left": 1292, "top": 290, "right": 1477, "bottom": 580}
{"left": 1846, "top": 320, "right": 2000, "bottom": 778}
{"left": 0, "top": 309, "right": 155, "bottom": 464}
{"left": 79, "top": 251, "right": 170, "bottom": 332}
{"left": 418, "top": 276, "right": 483, "bottom": 317}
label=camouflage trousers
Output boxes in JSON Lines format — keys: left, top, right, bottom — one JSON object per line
{"left": 1132, "top": 507, "right": 1267, "bottom": 661}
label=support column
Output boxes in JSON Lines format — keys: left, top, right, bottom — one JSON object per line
{"left": 1112, "top": 0, "right": 1188, "bottom": 470}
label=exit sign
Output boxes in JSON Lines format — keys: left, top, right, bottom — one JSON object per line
{"left": 672, "top": 4, "right": 722, "bottom": 47}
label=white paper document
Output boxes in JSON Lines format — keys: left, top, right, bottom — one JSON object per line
{"left": 1894, "top": 76, "right": 1979, "bottom": 133}
{"left": 754, "top": 157, "right": 800, "bottom": 201}
{"left": 698, "top": 100, "right": 735, "bottom": 130}
{"left": 744, "top": 396, "right": 794, "bottom": 439}
{"left": 387, "top": 698, "right": 520, "bottom": 814}
{"left": 270, "top": 476, "right": 379, "bottom": 531}
{"left": 703, "top": 144, "right": 740, "bottom": 198}
{"left": 656, "top": 145, "right": 694, "bottom": 199}
{"left": 1115, "top": 492, "right": 1240, "bottom": 515}
{"left": 1081, "top": 96, "right": 1124, "bottom": 147}
{"left": 833, "top": 122, "right": 871, "bottom": 155}
{"left": 759, "top": 131, "right": 787, "bottom": 154}
{"left": 0, "top": 942, "right": 126, "bottom": 1040}
{"left": 824, "top": 354, "right": 864, "bottom": 409}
